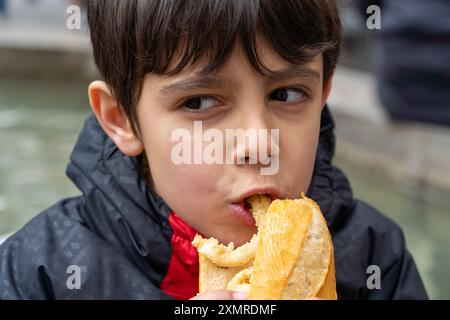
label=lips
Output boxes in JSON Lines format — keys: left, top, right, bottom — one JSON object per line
{"left": 232, "top": 187, "right": 282, "bottom": 204}
{"left": 228, "top": 187, "right": 282, "bottom": 228}
{"left": 228, "top": 203, "right": 257, "bottom": 228}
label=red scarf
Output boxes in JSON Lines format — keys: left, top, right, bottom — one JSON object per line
{"left": 160, "top": 211, "right": 201, "bottom": 299}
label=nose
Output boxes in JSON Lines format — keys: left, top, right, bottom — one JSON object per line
{"left": 229, "top": 104, "right": 279, "bottom": 169}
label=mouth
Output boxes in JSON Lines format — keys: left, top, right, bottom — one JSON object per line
{"left": 228, "top": 187, "right": 282, "bottom": 228}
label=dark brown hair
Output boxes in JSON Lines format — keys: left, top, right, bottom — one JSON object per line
{"left": 87, "top": 0, "right": 341, "bottom": 138}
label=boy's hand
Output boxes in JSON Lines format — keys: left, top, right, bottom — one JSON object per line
{"left": 190, "top": 290, "right": 248, "bottom": 300}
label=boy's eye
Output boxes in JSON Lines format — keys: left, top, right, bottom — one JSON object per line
{"left": 182, "top": 96, "right": 220, "bottom": 111}
{"left": 269, "top": 88, "right": 306, "bottom": 103}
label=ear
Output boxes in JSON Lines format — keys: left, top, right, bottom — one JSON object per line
{"left": 321, "top": 72, "right": 334, "bottom": 108}
{"left": 88, "top": 81, "right": 144, "bottom": 156}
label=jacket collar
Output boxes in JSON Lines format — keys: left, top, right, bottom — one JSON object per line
{"left": 307, "top": 106, "right": 355, "bottom": 233}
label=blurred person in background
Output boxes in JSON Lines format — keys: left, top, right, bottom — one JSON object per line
{"left": 0, "top": 0, "right": 7, "bottom": 19}
{"left": 356, "top": 0, "right": 450, "bottom": 126}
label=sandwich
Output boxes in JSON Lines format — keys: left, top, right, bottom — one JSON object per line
{"left": 191, "top": 193, "right": 337, "bottom": 300}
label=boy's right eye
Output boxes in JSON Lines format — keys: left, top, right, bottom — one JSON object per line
{"left": 181, "top": 96, "right": 222, "bottom": 112}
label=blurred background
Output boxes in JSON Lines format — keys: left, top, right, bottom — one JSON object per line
{"left": 0, "top": 0, "right": 449, "bottom": 299}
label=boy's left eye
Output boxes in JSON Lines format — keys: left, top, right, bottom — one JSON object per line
{"left": 269, "top": 88, "right": 307, "bottom": 103}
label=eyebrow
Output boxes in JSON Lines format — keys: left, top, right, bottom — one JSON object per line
{"left": 159, "top": 75, "right": 238, "bottom": 94}
{"left": 265, "top": 66, "right": 321, "bottom": 83}
{"left": 159, "top": 66, "right": 321, "bottom": 95}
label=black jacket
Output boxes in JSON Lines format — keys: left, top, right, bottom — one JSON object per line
{"left": 0, "top": 106, "right": 428, "bottom": 299}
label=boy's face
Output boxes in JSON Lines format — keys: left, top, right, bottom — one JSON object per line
{"left": 135, "top": 37, "right": 332, "bottom": 247}
{"left": 90, "top": 35, "right": 332, "bottom": 247}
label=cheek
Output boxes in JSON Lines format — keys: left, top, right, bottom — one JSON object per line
{"left": 136, "top": 101, "right": 224, "bottom": 220}
{"left": 152, "top": 161, "right": 220, "bottom": 197}
{"left": 147, "top": 160, "right": 224, "bottom": 231}
{"left": 142, "top": 124, "right": 220, "bottom": 193}
{"left": 140, "top": 123, "right": 223, "bottom": 215}
{"left": 279, "top": 111, "right": 321, "bottom": 194}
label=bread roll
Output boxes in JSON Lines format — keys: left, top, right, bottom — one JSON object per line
{"left": 192, "top": 194, "right": 337, "bottom": 300}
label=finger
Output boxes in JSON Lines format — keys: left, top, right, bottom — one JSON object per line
{"left": 190, "top": 290, "right": 248, "bottom": 300}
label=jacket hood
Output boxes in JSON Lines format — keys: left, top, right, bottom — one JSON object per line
{"left": 65, "top": 105, "right": 354, "bottom": 252}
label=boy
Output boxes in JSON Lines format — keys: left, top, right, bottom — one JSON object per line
{"left": 0, "top": 0, "right": 427, "bottom": 299}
